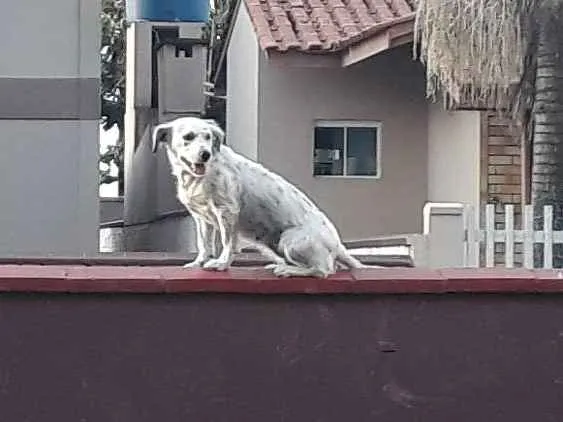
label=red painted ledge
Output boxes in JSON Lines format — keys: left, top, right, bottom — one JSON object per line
{"left": 0, "top": 265, "right": 562, "bottom": 294}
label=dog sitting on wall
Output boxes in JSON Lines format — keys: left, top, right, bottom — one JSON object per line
{"left": 152, "top": 116, "right": 375, "bottom": 278}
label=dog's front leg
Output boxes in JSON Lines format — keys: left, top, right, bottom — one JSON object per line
{"left": 204, "top": 222, "right": 220, "bottom": 258}
{"left": 183, "top": 215, "right": 213, "bottom": 268}
{"left": 202, "top": 208, "right": 236, "bottom": 271}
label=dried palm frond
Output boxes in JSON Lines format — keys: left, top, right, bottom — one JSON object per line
{"left": 413, "top": 0, "right": 539, "bottom": 115}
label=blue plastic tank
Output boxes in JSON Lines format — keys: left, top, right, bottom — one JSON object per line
{"left": 137, "top": 0, "right": 209, "bottom": 22}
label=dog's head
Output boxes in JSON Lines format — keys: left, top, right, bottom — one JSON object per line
{"left": 152, "top": 117, "right": 225, "bottom": 177}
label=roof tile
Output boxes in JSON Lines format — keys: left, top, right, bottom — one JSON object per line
{"left": 244, "top": 0, "right": 415, "bottom": 52}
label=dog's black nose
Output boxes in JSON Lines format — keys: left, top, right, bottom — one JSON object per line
{"left": 199, "top": 150, "right": 211, "bottom": 162}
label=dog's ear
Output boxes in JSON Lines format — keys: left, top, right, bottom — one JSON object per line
{"left": 204, "top": 119, "right": 225, "bottom": 151}
{"left": 152, "top": 122, "right": 174, "bottom": 153}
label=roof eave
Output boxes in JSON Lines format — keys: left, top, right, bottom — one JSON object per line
{"left": 341, "top": 17, "right": 415, "bottom": 67}
{"left": 261, "top": 14, "right": 415, "bottom": 62}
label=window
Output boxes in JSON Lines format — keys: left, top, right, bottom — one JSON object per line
{"left": 313, "top": 121, "right": 381, "bottom": 177}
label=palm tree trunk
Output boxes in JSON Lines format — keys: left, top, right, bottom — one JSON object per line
{"left": 532, "top": 8, "right": 563, "bottom": 267}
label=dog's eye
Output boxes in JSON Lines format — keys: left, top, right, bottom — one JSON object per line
{"left": 203, "top": 133, "right": 211, "bottom": 140}
{"left": 183, "top": 132, "right": 195, "bottom": 141}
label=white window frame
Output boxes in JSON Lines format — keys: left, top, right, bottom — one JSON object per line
{"left": 313, "top": 120, "right": 382, "bottom": 179}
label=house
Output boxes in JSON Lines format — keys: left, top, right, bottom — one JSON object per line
{"left": 214, "top": 0, "right": 526, "bottom": 240}
{"left": 117, "top": 0, "right": 526, "bottom": 254}
{"left": 0, "top": 0, "right": 100, "bottom": 256}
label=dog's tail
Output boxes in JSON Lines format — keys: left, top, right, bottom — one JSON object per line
{"left": 336, "top": 245, "right": 382, "bottom": 269}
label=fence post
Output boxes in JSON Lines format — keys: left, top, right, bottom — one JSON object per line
{"left": 423, "top": 202, "right": 467, "bottom": 268}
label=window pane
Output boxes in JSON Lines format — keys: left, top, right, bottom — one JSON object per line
{"left": 313, "top": 127, "right": 344, "bottom": 176}
{"left": 346, "top": 127, "right": 378, "bottom": 176}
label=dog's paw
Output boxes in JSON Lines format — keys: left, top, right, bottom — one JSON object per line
{"left": 183, "top": 260, "right": 204, "bottom": 269}
{"left": 202, "top": 258, "right": 230, "bottom": 271}
{"left": 264, "top": 263, "right": 279, "bottom": 271}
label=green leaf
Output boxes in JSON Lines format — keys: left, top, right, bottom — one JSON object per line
{"left": 99, "top": 0, "right": 125, "bottom": 188}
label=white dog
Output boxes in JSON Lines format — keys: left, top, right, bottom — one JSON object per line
{"left": 152, "top": 116, "right": 373, "bottom": 278}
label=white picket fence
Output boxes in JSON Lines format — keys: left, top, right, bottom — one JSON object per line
{"left": 465, "top": 204, "right": 563, "bottom": 269}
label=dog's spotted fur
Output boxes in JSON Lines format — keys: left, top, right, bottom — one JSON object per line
{"left": 152, "top": 116, "right": 373, "bottom": 278}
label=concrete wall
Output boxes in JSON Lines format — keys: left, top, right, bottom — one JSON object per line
{"left": 226, "top": 4, "right": 260, "bottom": 160}
{"left": 123, "top": 22, "right": 207, "bottom": 252}
{"left": 122, "top": 214, "right": 197, "bottom": 253}
{"left": 427, "top": 102, "right": 481, "bottom": 210}
{"left": 100, "top": 197, "right": 124, "bottom": 224}
{"left": 124, "top": 23, "right": 176, "bottom": 251}
{"left": 257, "top": 45, "right": 428, "bottom": 240}
{"left": 0, "top": 0, "right": 100, "bottom": 256}
{"left": 124, "top": 22, "right": 156, "bottom": 232}
{"left": 158, "top": 43, "right": 207, "bottom": 116}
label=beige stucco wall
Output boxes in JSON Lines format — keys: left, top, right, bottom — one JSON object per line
{"left": 427, "top": 102, "right": 481, "bottom": 210}
{"left": 226, "top": 4, "right": 260, "bottom": 160}
{"left": 256, "top": 46, "right": 428, "bottom": 240}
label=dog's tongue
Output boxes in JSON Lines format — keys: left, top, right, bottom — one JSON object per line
{"left": 193, "top": 163, "right": 206, "bottom": 175}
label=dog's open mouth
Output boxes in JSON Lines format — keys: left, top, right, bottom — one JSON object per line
{"left": 180, "top": 157, "right": 206, "bottom": 176}
{"left": 191, "top": 163, "right": 206, "bottom": 175}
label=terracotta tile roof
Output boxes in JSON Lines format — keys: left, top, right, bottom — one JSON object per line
{"left": 245, "top": 0, "right": 416, "bottom": 52}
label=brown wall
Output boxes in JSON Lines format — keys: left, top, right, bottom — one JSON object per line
{"left": 482, "top": 111, "right": 523, "bottom": 208}
{"left": 1, "top": 289, "right": 562, "bottom": 422}
{"left": 481, "top": 111, "right": 524, "bottom": 265}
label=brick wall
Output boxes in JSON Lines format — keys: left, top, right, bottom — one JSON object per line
{"left": 482, "top": 111, "right": 524, "bottom": 265}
